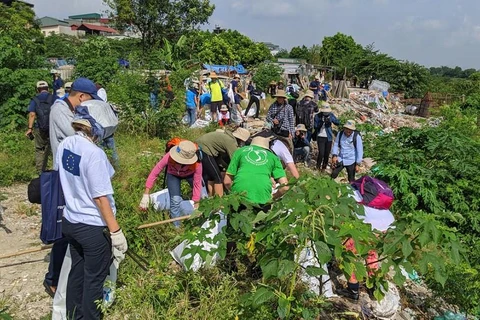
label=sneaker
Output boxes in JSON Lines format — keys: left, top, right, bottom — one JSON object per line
{"left": 336, "top": 288, "right": 359, "bottom": 301}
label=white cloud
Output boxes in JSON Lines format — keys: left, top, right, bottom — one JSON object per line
{"left": 422, "top": 19, "right": 443, "bottom": 31}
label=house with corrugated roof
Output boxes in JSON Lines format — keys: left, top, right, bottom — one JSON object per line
{"left": 37, "top": 16, "right": 85, "bottom": 37}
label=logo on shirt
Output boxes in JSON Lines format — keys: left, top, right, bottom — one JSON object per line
{"left": 245, "top": 147, "right": 268, "bottom": 166}
{"left": 62, "top": 149, "right": 81, "bottom": 176}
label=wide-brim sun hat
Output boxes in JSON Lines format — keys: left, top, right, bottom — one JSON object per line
{"left": 232, "top": 127, "right": 251, "bottom": 142}
{"left": 210, "top": 72, "right": 218, "bottom": 79}
{"left": 343, "top": 119, "right": 356, "bottom": 131}
{"left": 274, "top": 90, "right": 287, "bottom": 99}
{"left": 320, "top": 103, "right": 332, "bottom": 113}
{"left": 72, "top": 118, "right": 92, "bottom": 128}
{"left": 250, "top": 136, "right": 270, "bottom": 150}
{"left": 296, "top": 124, "right": 307, "bottom": 132}
{"left": 234, "top": 74, "right": 240, "bottom": 79}
{"left": 304, "top": 90, "right": 314, "bottom": 99}
{"left": 169, "top": 140, "right": 198, "bottom": 165}
{"left": 220, "top": 105, "right": 228, "bottom": 111}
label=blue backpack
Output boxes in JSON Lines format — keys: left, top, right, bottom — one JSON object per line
{"left": 40, "top": 171, "right": 65, "bottom": 244}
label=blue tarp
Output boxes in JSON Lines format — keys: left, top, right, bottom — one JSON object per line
{"left": 202, "top": 64, "right": 248, "bottom": 75}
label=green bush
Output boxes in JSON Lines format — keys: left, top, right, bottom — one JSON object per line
{"left": 253, "top": 62, "right": 283, "bottom": 92}
{"left": 0, "top": 131, "right": 38, "bottom": 186}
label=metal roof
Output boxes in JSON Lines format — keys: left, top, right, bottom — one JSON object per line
{"left": 37, "top": 16, "right": 70, "bottom": 27}
{"left": 68, "top": 13, "right": 101, "bottom": 20}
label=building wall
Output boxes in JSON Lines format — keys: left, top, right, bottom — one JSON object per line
{"left": 41, "top": 26, "right": 85, "bottom": 37}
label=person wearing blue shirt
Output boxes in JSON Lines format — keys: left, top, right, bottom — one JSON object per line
{"left": 52, "top": 72, "right": 64, "bottom": 92}
{"left": 331, "top": 120, "right": 363, "bottom": 182}
{"left": 309, "top": 77, "right": 320, "bottom": 101}
{"left": 313, "top": 104, "right": 340, "bottom": 171}
{"left": 231, "top": 74, "right": 240, "bottom": 94}
{"left": 185, "top": 85, "right": 199, "bottom": 126}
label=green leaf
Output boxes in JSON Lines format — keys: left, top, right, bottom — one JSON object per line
{"left": 305, "top": 266, "right": 327, "bottom": 277}
{"left": 252, "top": 210, "right": 269, "bottom": 224}
{"left": 401, "top": 239, "right": 413, "bottom": 258}
{"left": 261, "top": 259, "right": 279, "bottom": 280}
{"left": 278, "top": 260, "right": 296, "bottom": 278}
{"left": 251, "top": 287, "right": 275, "bottom": 307}
{"left": 434, "top": 269, "right": 447, "bottom": 287}
{"left": 277, "top": 296, "right": 289, "bottom": 319}
{"left": 314, "top": 241, "right": 332, "bottom": 264}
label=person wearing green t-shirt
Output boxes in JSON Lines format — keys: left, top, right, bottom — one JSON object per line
{"left": 224, "top": 136, "right": 289, "bottom": 205}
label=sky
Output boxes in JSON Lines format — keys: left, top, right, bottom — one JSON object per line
{"left": 28, "top": 0, "right": 480, "bottom": 69}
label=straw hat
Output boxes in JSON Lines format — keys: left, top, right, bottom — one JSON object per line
{"left": 234, "top": 74, "right": 240, "bottom": 79}
{"left": 215, "top": 128, "right": 225, "bottom": 132}
{"left": 250, "top": 136, "right": 270, "bottom": 150}
{"left": 295, "top": 124, "right": 307, "bottom": 132}
{"left": 220, "top": 105, "right": 228, "bottom": 112}
{"left": 232, "top": 127, "right": 251, "bottom": 142}
{"left": 270, "top": 80, "right": 277, "bottom": 85}
{"left": 343, "top": 120, "right": 356, "bottom": 131}
{"left": 320, "top": 103, "right": 332, "bottom": 113}
{"left": 210, "top": 72, "right": 218, "bottom": 79}
{"left": 304, "top": 90, "right": 314, "bottom": 99}
{"left": 72, "top": 118, "right": 92, "bottom": 128}
{"left": 274, "top": 90, "right": 287, "bottom": 99}
{"left": 169, "top": 140, "right": 198, "bottom": 165}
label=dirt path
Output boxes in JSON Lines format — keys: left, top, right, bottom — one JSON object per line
{"left": 0, "top": 183, "right": 52, "bottom": 319}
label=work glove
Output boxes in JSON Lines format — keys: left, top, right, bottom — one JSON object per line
{"left": 112, "top": 247, "right": 125, "bottom": 268}
{"left": 139, "top": 194, "right": 150, "bottom": 210}
{"left": 110, "top": 229, "right": 128, "bottom": 253}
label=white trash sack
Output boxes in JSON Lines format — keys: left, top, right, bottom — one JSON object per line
{"left": 149, "top": 187, "right": 208, "bottom": 213}
{"left": 242, "top": 105, "right": 257, "bottom": 117}
{"left": 170, "top": 213, "right": 227, "bottom": 272}
{"left": 80, "top": 100, "right": 118, "bottom": 139}
{"left": 297, "top": 241, "right": 337, "bottom": 298}
{"left": 190, "top": 119, "right": 211, "bottom": 129}
{"left": 364, "top": 281, "right": 401, "bottom": 319}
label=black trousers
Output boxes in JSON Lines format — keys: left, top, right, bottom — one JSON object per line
{"left": 331, "top": 162, "right": 356, "bottom": 182}
{"left": 316, "top": 137, "right": 332, "bottom": 170}
{"left": 244, "top": 96, "right": 260, "bottom": 118}
{"left": 45, "top": 237, "right": 69, "bottom": 287}
{"left": 62, "top": 219, "right": 112, "bottom": 320}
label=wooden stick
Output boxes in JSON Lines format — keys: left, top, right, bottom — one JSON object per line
{"left": 137, "top": 215, "right": 192, "bottom": 229}
{"left": 0, "top": 244, "right": 53, "bottom": 260}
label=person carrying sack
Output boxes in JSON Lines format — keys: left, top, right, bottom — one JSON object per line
{"left": 56, "top": 115, "right": 127, "bottom": 319}
{"left": 139, "top": 141, "right": 203, "bottom": 227}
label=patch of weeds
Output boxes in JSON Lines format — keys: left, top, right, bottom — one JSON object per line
{"left": 14, "top": 202, "right": 39, "bottom": 217}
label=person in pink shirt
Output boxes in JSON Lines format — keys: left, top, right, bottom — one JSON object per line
{"left": 139, "top": 140, "right": 202, "bottom": 227}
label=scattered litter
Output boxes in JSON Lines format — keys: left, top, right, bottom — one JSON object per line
{"left": 434, "top": 311, "right": 468, "bottom": 320}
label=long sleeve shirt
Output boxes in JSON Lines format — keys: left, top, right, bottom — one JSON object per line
{"left": 49, "top": 99, "right": 75, "bottom": 166}
{"left": 313, "top": 113, "right": 340, "bottom": 141}
{"left": 266, "top": 102, "right": 295, "bottom": 137}
{"left": 145, "top": 153, "right": 203, "bottom": 201}
{"left": 331, "top": 131, "right": 363, "bottom": 166}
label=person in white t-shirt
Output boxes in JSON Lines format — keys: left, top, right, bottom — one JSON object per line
{"left": 312, "top": 104, "right": 340, "bottom": 172}
{"left": 270, "top": 139, "right": 300, "bottom": 179}
{"left": 55, "top": 117, "right": 127, "bottom": 319}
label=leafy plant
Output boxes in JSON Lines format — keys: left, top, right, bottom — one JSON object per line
{"left": 252, "top": 62, "right": 283, "bottom": 92}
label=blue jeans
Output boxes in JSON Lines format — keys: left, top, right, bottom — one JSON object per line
{"left": 186, "top": 108, "right": 197, "bottom": 126}
{"left": 294, "top": 146, "right": 310, "bottom": 162}
{"left": 101, "top": 136, "right": 119, "bottom": 167}
{"left": 150, "top": 92, "right": 159, "bottom": 110}
{"left": 166, "top": 173, "right": 193, "bottom": 227}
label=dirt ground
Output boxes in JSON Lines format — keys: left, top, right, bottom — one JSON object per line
{"left": 0, "top": 183, "right": 52, "bottom": 319}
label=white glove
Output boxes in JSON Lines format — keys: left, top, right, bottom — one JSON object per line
{"left": 110, "top": 229, "right": 128, "bottom": 253}
{"left": 139, "top": 194, "right": 150, "bottom": 210}
{"left": 112, "top": 247, "right": 125, "bottom": 268}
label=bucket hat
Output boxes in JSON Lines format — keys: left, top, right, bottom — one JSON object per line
{"left": 304, "top": 90, "right": 314, "bottom": 99}
{"left": 320, "top": 103, "right": 332, "bottom": 113}
{"left": 220, "top": 105, "right": 228, "bottom": 112}
{"left": 343, "top": 120, "right": 356, "bottom": 131}
{"left": 274, "top": 90, "right": 288, "bottom": 99}
{"left": 296, "top": 124, "right": 307, "bottom": 132}
{"left": 250, "top": 136, "right": 270, "bottom": 150}
{"left": 232, "top": 127, "right": 251, "bottom": 142}
{"left": 210, "top": 72, "right": 218, "bottom": 79}
{"left": 169, "top": 141, "right": 198, "bottom": 165}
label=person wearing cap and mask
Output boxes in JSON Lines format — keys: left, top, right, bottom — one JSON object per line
{"left": 185, "top": 83, "right": 200, "bottom": 126}
{"left": 25, "top": 80, "right": 55, "bottom": 173}
{"left": 331, "top": 120, "right": 363, "bottom": 182}
{"left": 55, "top": 115, "right": 127, "bottom": 319}
{"left": 231, "top": 74, "right": 240, "bottom": 94}
{"left": 64, "top": 82, "right": 72, "bottom": 98}
{"left": 224, "top": 136, "right": 289, "bottom": 210}
{"left": 196, "top": 127, "right": 251, "bottom": 197}
{"left": 296, "top": 90, "right": 319, "bottom": 142}
{"left": 139, "top": 141, "right": 203, "bottom": 227}
{"left": 266, "top": 90, "right": 295, "bottom": 138}
{"left": 45, "top": 77, "right": 103, "bottom": 297}
{"left": 293, "top": 124, "right": 311, "bottom": 166}
{"left": 313, "top": 103, "right": 340, "bottom": 172}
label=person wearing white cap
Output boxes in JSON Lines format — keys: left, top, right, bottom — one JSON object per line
{"left": 224, "top": 136, "right": 289, "bottom": 207}
{"left": 55, "top": 115, "right": 127, "bottom": 319}
{"left": 196, "top": 127, "right": 251, "bottom": 197}
{"left": 26, "top": 80, "right": 55, "bottom": 173}
{"left": 313, "top": 103, "right": 340, "bottom": 171}
{"left": 293, "top": 124, "right": 311, "bottom": 165}
{"left": 331, "top": 120, "right": 363, "bottom": 182}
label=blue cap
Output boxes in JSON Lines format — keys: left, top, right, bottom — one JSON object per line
{"left": 71, "top": 77, "right": 102, "bottom": 100}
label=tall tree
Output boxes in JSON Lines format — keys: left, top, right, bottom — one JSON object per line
{"left": 289, "top": 45, "right": 309, "bottom": 60}
{"left": 104, "top": 0, "right": 215, "bottom": 51}
{"left": 319, "top": 32, "right": 363, "bottom": 70}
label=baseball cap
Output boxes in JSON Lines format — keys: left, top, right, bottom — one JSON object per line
{"left": 71, "top": 78, "right": 102, "bottom": 100}
{"left": 36, "top": 81, "right": 48, "bottom": 88}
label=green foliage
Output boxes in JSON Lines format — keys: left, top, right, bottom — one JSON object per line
{"left": 429, "top": 66, "right": 477, "bottom": 79}
{"left": 289, "top": 45, "right": 310, "bottom": 60}
{"left": 105, "top": 0, "right": 215, "bottom": 50}
{"left": 252, "top": 63, "right": 283, "bottom": 91}
{"left": 74, "top": 37, "right": 120, "bottom": 85}
{"left": 0, "top": 68, "right": 51, "bottom": 129}
{"left": 275, "top": 49, "right": 290, "bottom": 59}
{"left": 181, "top": 176, "right": 463, "bottom": 318}
{"left": 44, "top": 34, "right": 82, "bottom": 58}
{"left": 0, "top": 131, "right": 38, "bottom": 186}
{"left": 319, "top": 33, "right": 363, "bottom": 70}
